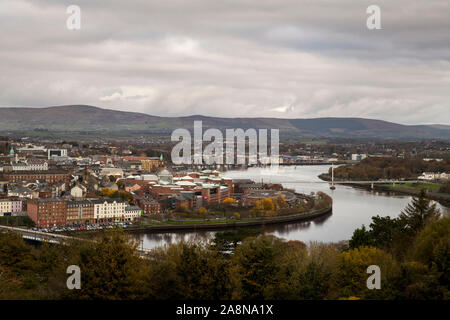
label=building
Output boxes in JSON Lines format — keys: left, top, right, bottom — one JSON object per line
{"left": 8, "top": 185, "right": 35, "bottom": 199}
{"left": 124, "top": 205, "right": 142, "bottom": 221}
{"left": 2, "top": 170, "right": 70, "bottom": 185}
{"left": 139, "top": 199, "right": 161, "bottom": 214}
{"left": 158, "top": 169, "right": 173, "bottom": 184}
{"left": 141, "top": 157, "right": 161, "bottom": 172}
{"left": 100, "top": 167, "right": 124, "bottom": 178}
{"left": 10, "top": 199, "right": 23, "bottom": 215}
{"left": 27, "top": 198, "right": 131, "bottom": 227}
{"left": 70, "top": 185, "right": 86, "bottom": 199}
{"left": 48, "top": 149, "right": 67, "bottom": 159}
{"left": 92, "top": 199, "right": 127, "bottom": 223}
{"left": 27, "top": 159, "right": 49, "bottom": 171}
{"left": 351, "top": 154, "right": 367, "bottom": 161}
{"left": 124, "top": 182, "right": 141, "bottom": 193}
{"left": 66, "top": 200, "right": 95, "bottom": 225}
{"left": 0, "top": 199, "right": 12, "bottom": 216}
{"left": 27, "top": 198, "right": 67, "bottom": 228}
{"left": 418, "top": 172, "right": 450, "bottom": 181}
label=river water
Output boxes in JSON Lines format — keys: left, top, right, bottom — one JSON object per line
{"left": 135, "top": 165, "right": 449, "bottom": 249}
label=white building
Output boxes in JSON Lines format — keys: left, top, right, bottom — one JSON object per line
{"left": 93, "top": 199, "right": 126, "bottom": 222}
{"left": 0, "top": 199, "right": 12, "bottom": 216}
{"left": 11, "top": 162, "right": 29, "bottom": 171}
{"left": 351, "top": 154, "right": 367, "bottom": 161}
{"left": 27, "top": 159, "right": 48, "bottom": 171}
{"left": 418, "top": 172, "right": 449, "bottom": 181}
{"left": 48, "top": 149, "right": 67, "bottom": 159}
{"left": 11, "top": 160, "right": 48, "bottom": 171}
{"left": 70, "top": 185, "right": 86, "bottom": 199}
{"left": 100, "top": 167, "right": 124, "bottom": 178}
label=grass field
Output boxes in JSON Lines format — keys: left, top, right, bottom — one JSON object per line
{"left": 386, "top": 182, "right": 441, "bottom": 192}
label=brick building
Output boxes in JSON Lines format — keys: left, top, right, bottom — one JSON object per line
{"left": 66, "top": 200, "right": 95, "bottom": 225}
{"left": 2, "top": 170, "right": 70, "bottom": 185}
{"left": 27, "top": 198, "right": 67, "bottom": 228}
{"left": 139, "top": 199, "right": 161, "bottom": 214}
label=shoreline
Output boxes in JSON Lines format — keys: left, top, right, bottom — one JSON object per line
{"left": 318, "top": 173, "right": 450, "bottom": 207}
{"left": 124, "top": 206, "right": 333, "bottom": 233}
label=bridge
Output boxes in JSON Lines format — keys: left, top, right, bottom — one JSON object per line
{"left": 278, "top": 180, "right": 420, "bottom": 185}
{"left": 0, "top": 225, "right": 152, "bottom": 256}
{"left": 0, "top": 225, "right": 75, "bottom": 244}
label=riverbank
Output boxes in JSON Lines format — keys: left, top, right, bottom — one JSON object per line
{"left": 363, "top": 184, "right": 450, "bottom": 207}
{"left": 61, "top": 205, "right": 332, "bottom": 237}
{"left": 126, "top": 206, "right": 332, "bottom": 233}
{"left": 318, "top": 173, "right": 450, "bottom": 207}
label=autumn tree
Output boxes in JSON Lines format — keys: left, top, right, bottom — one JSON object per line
{"left": 198, "top": 207, "right": 207, "bottom": 216}
{"left": 336, "top": 246, "right": 398, "bottom": 299}
{"left": 222, "top": 197, "right": 235, "bottom": 206}
{"left": 68, "top": 230, "right": 147, "bottom": 300}
{"left": 262, "top": 198, "right": 274, "bottom": 211}
{"left": 413, "top": 217, "right": 450, "bottom": 292}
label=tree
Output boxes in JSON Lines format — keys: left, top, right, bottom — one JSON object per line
{"left": 211, "top": 229, "right": 261, "bottom": 254}
{"left": 273, "top": 195, "right": 287, "bottom": 210}
{"left": 222, "top": 197, "right": 235, "bottom": 206}
{"left": 414, "top": 218, "right": 450, "bottom": 290}
{"left": 349, "top": 225, "right": 373, "bottom": 249}
{"left": 198, "top": 207, "right": 207, "bottom": 216}
{"left": 296, "top": 261, "right": 331, "bottom": 299}
{"left": 69, "top": 230, "right": 147, "bottom": 300}
{"left": 262, "top": 198, "right": 274, "bottom": 211}
{"left": 145, "top": 243, "right": 231, "bottom": 299}
{"left": 336, "top": 246, "right": 398, "bottom": 299}
{"left": 229, "top": 235, "right": 281, "bottom": 299}
{"left": 399, "top": 189, "right": 440, "bottom": 234}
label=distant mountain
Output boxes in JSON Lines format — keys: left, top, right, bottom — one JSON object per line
{"left": 0, "top": 105, "right": 449, "bottom": 139}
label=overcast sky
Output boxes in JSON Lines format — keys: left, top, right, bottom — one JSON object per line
{"left": 0, "top": 0, "right": 449, "bottom": 124}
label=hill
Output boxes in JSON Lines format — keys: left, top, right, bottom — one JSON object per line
{"left": 0, "top": 105, "right": 449, "bottom": 139}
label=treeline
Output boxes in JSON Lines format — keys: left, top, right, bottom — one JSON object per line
{"left": 0, "top": 216, "right": 35, "bottom": 227}
{"left": 332, "top": 157, "right": 450, "bottom": 180}
{"left": 0, "top": 191, "right": 448, "bottom": 300}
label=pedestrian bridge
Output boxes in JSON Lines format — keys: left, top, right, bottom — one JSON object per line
{"left": 279, "top": 180, "right": 420, "bottom": 184}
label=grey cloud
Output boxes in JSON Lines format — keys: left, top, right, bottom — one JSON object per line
{"left": 0, "top": 0, "right": 449, "bottom": 124}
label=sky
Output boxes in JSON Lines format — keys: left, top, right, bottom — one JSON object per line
{"left": 0, "top": 0, "right": 449, "bottom": 124}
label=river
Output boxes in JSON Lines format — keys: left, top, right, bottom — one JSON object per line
{"left": 135, "top": 165, "right": 450, "bottom": 249}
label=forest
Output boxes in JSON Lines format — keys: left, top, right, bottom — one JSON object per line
{"left": 0, "top": 190, "right": 448, "bottom": 300}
